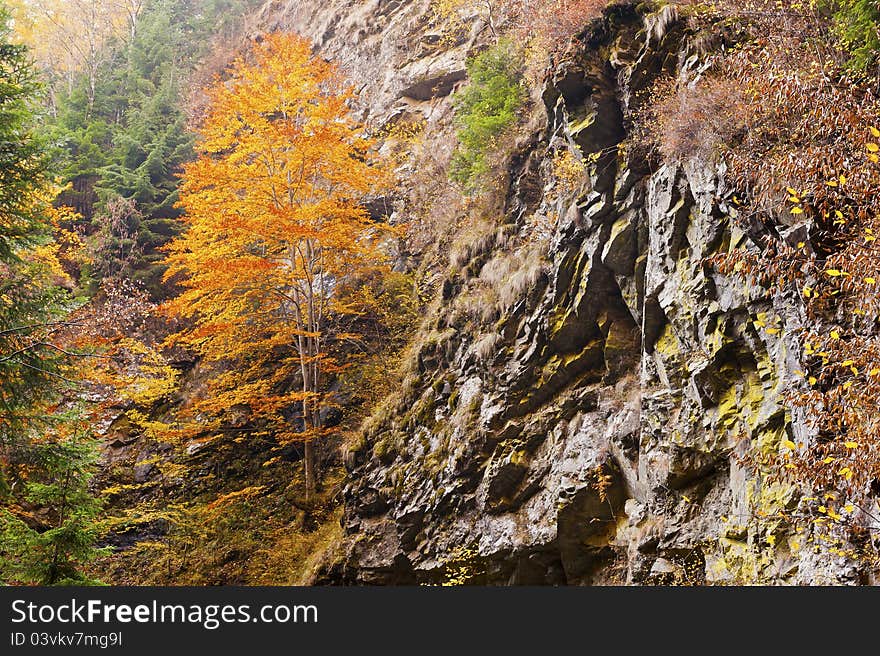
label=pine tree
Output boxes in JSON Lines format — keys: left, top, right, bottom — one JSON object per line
{"left": 0, "top": 4, "right": 65, "bottom": 443}
{"left": 0, "top": 417, "right": 104, "bottom": 585}
{"left": 0, "top": 6, "right": 104, "bottom": 586}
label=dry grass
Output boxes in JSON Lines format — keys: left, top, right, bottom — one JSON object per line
{"left": 251, "top": 506, "right": 345, "bottom": 585}
{"left": 449, "top": 217, "right": 508, "bottom": 270}
{"left": 498, "top": 253, "right": 545, "bottom": 310}
{"left": 471, "top": 330, "right": 503, "bottom": 362}
{"left": 480, "top": 244, "right": 546, "bottom": 310}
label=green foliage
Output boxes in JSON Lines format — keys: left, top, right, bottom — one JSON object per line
{"left": 450, "top": 39, "right": 526, "bottom": 191}
{"left": 823, "top": 0, "right": 880, "bottom": 72}
{"left": 0, "top": 423, "right": 106, "bottom": 585}
{"left": 0, "top": 4, "right": 68, "bottom": 444}
{"left": 47, "top": 0, "right": 260, "bottom": 297}
{"left": 0, "top": 7, "right": 102, "bottom": 587}
{"left": 0, "top": 11, "right": 46, "bottom": 260}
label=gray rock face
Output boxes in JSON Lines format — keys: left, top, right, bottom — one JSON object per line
{"left": 267, "top": 2, "right": 850, "bottom": 584}
{"left": 255, "top": 0, "right": 472, "bottom": 125}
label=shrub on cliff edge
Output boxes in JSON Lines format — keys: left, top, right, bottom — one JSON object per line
{"left": 450, "top": 39, "right": 526, "bottom": 193}
{"left": 823, "top": 0, "right": 880, "bottom": 73}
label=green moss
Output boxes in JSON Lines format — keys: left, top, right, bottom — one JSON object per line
{"left": 467, "top": 393, "right": 483, "bottom": 416}
{"left": 568, "top": 111, "right": 597, "bottom": 135}
{"left": 701, "top": 318, "right": 732, "bottom": 359}
{"left": 564, "top": 340, "right": 605, "bottom": 371}
{"left": 373, "top": 430, "right": 405, "bottom": 465}
{"left": 399, "top": 389, "right": 439, "bottom": 434}
{"left": 412, "top": 394, "right": 438, "bottom": 428}
{"left": 389, "top": 468, "right": 406, "bottom": 497}
{"left": 653, "top": 324, "right": 680, "bottom": 357}
{"left": 716, "top": 385, "right": 740, "bottom": 430}
{"left": 716, "top": 364, "right": 770, "bottom": 434}
{"left": 709, "top": 474, "right": 800, "bottom": 585}
{"left": 509, "top": 448, "right": 528, "bottom": 467}
{"left": 348, "top": 432, "right": 368, "bottom": 457}
{"left": 755, "top": 423, "right": 786, "bottom": 460}
{"left": 424, "top": 431, "right": 452, "bottom": 474}
{"left": 372, "top": 438, "right": 393, "bottom": 464}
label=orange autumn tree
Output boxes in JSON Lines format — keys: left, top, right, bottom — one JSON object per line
{"left": 162, "top": 33, "right": 390, "bottom": 500}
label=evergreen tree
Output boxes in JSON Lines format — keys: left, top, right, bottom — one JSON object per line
{"left": 0, "top": 3, "right": 64, "bottom": 443}
{"left": 0, "top": 420, "right": 104, "bottom": 585}
{"left": 0, "top": 4, "right": 104, "bottom": 586}
{"left": 449, "top": 39, "right": 525, "bottom": 192}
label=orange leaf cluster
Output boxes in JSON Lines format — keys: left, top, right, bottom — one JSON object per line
{"left": 160, "top": 34, "right": 393, "bottom": 484}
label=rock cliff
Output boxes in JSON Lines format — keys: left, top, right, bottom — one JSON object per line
{"left": 263, "top": 1, "right": 851, "bottom": 584}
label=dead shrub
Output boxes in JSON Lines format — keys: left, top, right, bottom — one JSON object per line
{"left": 651, "top": 75, "right": 754, "bottom": 164}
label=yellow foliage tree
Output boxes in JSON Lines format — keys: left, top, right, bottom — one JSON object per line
{"left": 162, "top": 33, "right": 391, "bottom": 500}
{"left": 8, "top": 0, "right": 140, "bottom": 109}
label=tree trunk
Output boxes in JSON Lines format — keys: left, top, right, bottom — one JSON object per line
{"left": 301, "top": 338, "right": 318, "bottom": 504}
{"left": 304, "top": 439, "right": 316, "bottom": 504}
